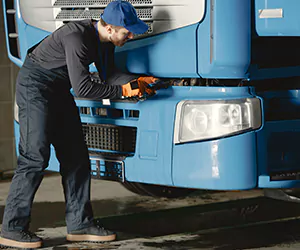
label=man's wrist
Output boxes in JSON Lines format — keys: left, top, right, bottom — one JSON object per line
{"left": 118, "top": 86, "right": 123, "bottom": 98}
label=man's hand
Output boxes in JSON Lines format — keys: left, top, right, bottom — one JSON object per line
{"left": 121, "top": 82, "right": 140, "bottom": 97}
{"left": 121, "top": 76, "right": 159, "bottom": 98}
{"left": 137, "top": 76, "right": 159, "bottom": 96}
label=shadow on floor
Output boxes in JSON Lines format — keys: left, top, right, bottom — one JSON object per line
{"left": 142, "top": 219, "right": 300, "bottom": 250}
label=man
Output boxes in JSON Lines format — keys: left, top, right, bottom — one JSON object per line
{"left": 0, "top": 0, "right": 157, "bottom": 248}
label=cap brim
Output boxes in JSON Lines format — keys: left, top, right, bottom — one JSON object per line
{"left": 125, "top": 19, "right": 149, "bottom": 35}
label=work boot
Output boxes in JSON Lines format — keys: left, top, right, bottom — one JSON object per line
{"left": 0, "top": 229, "right": 43, "bottom": 249}
{"left": 66, "top": 220, "right": 116, "bottom": 242}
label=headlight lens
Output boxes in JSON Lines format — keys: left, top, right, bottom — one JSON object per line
{"left": 174, "top": 98, "right": 261, "bottom": 144}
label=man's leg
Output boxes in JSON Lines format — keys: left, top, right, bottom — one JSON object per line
{"left": 51, "top": 92, "right": 93, "bottom": 231}
{"left": 0, "top": 75, "right": 52, "bottom": 248}
{"left": 51, "top": 92, "right": 116, "bottom": 242}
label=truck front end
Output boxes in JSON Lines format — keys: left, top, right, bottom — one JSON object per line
{"left": 4, "top": 0, "right": 300, "bottom": 194}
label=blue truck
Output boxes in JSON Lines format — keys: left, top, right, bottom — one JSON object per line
{"left": 3, "top": 0, "right": 300, "bottom": 197}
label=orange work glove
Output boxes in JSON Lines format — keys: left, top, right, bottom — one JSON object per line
{"left": 137, "top": 76, "right": 159, "bottom": 96}
{"left": 121, "top": 76, "right": 159, "bottom": 98}
{"left": 121, "top": 82, "right": 140, "bottom": 97}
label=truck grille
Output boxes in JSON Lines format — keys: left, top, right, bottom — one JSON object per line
{"left": 54, "top": 0, "right": 153, "bottom": 6}
{"left": 54, "top": 0, "right": 153, "bottom": 34}
{"left": 56, "top": 8, "right": 152, "bottom": 21}
{"left": 82, "top": 124, "right": 137, "bottom": 153}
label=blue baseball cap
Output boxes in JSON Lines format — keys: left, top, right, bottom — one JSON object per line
{"left": 101, "top": 0, "right": 148, "bottom": 35}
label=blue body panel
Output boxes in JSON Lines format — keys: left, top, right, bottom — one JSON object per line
{"left": 255, "top": 0, "right": 300, "bottom": 36}
{"left": 115, "top": 25, "right": 200, "bottom": 78}
{"left": 197, "top": 0, "right": 251, "bottom": 79}
{"left": 173, "top": 133, "right": 257, "bottom": 190}
{"left": 116, "top": 0, "right": 252, "bottom": 79}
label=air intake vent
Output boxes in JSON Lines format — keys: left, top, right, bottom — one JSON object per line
{"left": 56, "top": 8, "right": 152, "bottom": 21}
{"left": 54, "top": 0, "right": 153, "bottom": 6}
{"left": 56, "top": 8, "right": 104, "bottom": 20}
{"left": 4, "top": 0, "right": 21, "bottom": 58}
{"left": 82, "top": 124, "right": 137, "bottom": 153}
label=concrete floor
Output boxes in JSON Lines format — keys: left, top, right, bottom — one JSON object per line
{"left": 1, "top": 172, "right": 300, "bottom": 249}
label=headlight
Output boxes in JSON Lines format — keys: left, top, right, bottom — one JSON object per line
{"left": 174, "top": 98, "right": 261, "bottom": 144}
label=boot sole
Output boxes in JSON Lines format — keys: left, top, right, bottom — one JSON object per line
{"left": 66, "top": 233, "right": 116, "bottom": 242}
{"left": 0, "top": 237, "right": 42, "bottom": 249}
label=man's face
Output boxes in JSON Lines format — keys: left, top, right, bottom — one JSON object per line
{"left": 109, "top": 27, "right": 134, "bottom": 47}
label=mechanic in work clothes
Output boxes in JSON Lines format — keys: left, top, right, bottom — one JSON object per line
{"left": 0, "top": 0, "right": 157, "bottom": 248}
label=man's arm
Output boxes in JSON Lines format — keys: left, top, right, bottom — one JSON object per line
{"left": 97, "top": 43, "right": 138, "bottom": 86}
{"left": 105, "top": 70, "right": 138, "bottom": 86}
{"left": 64, "top": 33, "right": 122, "bottom": 99}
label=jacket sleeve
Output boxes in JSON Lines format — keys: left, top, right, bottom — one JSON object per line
{"left": 63, "top": 33, "right": 123, "bottom": 99}
{"left": 96, "top": 43, "right": 138, "bottom": 86}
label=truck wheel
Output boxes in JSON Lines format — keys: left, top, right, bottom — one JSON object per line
{"left": 122, "top": 181, "right": 195, "bottom": 198}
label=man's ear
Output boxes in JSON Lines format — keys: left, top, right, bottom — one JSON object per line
{"left": 106, "top": 25, "right": 113, "bottom": 34}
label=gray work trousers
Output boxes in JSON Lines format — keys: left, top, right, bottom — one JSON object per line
{"left": 1, "top": 55, "right": 94, "bottom": 233}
